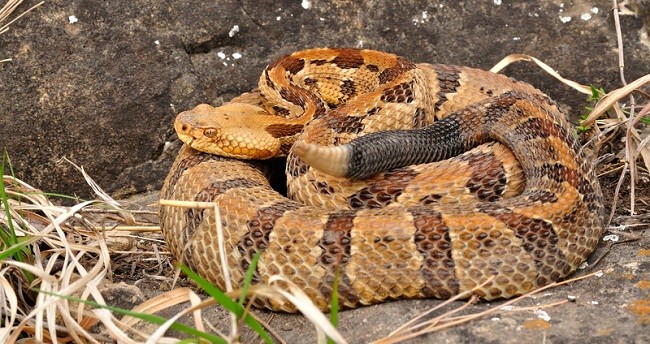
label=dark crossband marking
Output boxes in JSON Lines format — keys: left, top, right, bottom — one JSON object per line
{"left": 332, "top": 50, "right": 365, "bottom": 69}
{"left": 432, "top": 64, "right": 462, "bottom": 111}
{"left": 477, "top": 203, "right": 569, "bottom": 287}
{"left": 513, "top": 117, "right": 568, "bottom": 140}
{"left": 339, "top": 79, "right": 357, "bottom": 101}
{"left": 279, "top": 88, "right": 306, "bottom": 108}
{"left": 185, "top": 178, "right": 263, "bottom": 238}
{"left": 317, "top": 210, "right": 359, "bottom": 306}
{"left": 272, "top": 105, "right": 291, "bottom": 117}
{"left": 535, "top": 163, "right": 581, "bottom": 189}
{"left": 378, "top": 57, "right": 416, "bottom": 84}
{"left": 311, "top": 59, "right": 328, "bottom": 66}
{"left": 238, "top": 202, "right": 300, "bottom": 283}
{"left": 280, "top": 57, "right": 306, "bottom": 74}
{"left": 264, "top": 72, "right": 275, "bottom": 90}
{"left": 314, "top": 181, "right": 335, "bottom": 195}
{"left": 326, "top": 114, "right": 366, "bottom": 135}
{"left": 462, "top": 152, "right": 509, "bottom": 201}
{"left": 418, "top": 193, "right": 443, "bottom": 205}
{"left": 410, "top": 206, "right": 459, "bottom": 298}
{"left": 265, "top": 123, "right": 304, "bottom": 138}
{"left": 380, "top": 81, "right": 415, "bottom": 103}
{"left": 366, "top": 64, "right": 379, "bottom": 72}
{"left": 304, "top": 77, "right": 318, "bottom": 87}
{"left": 163, "top": 150, "right": 222, "bottom": 199}
{"left": 347, "top": 168, "right": 419, "bottom": 208}
{"left": 413, "top": 107, "right": 428, "bottom": 127}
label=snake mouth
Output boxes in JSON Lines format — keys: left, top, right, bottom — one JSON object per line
{"left": 174, "top": 125, "right": 196, "bottom": 144}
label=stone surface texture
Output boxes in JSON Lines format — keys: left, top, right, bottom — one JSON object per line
{"left": 1, "top": 0, "right": 649, "bottom": 342}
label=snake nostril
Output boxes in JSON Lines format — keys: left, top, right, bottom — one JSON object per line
{"left": 181, "top": 124, "right": 189, "bottom": 132}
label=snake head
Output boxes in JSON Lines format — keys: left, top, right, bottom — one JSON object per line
{"left": 174, "top": 103, "right": 286, "bottom": 159}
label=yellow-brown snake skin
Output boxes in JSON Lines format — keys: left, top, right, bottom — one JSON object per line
{"left": 159, "top": 48, "right": 604, "bottom": 312}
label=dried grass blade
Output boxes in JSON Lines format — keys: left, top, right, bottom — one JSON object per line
{"left": 583, "top": 73, "right": 650, "bottom": 125}
{"left": 490, "top": 54, "right": 592, "bottom": 95}
{"left": 93, "top": 309, "right": 142, "bottom": 344}
{"left": 263, "top": 276, "right": 347, "bottom": 344}
{"left": 120, "top": 288, "right": 196, "bottom": 327}
{"left": 0, "top": 273, "right": 19, "bottom": 343}
{"left": 631, "top": 102, "right": 650, "bottom": 172}
{"left": 385, "top": 278, "right": 493, "bottom": 337}
{"left": 145, "top": 296, "right": 224, "bottom": 344}
{"left": 180, "top": 266, "right": 272, "bottom": 343}
{"left": 61, "top": 158, "right": 135, "bottom": 224}
{"left": 0, "top": 1, "right": 43, "bottom": 33}
{"left": 159, "top": 199, "right": 216, "bottom": 209}
{"left": 375, "top": 271, "right": 603, "bottom": 343}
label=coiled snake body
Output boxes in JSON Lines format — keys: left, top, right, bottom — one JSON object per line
{"left": 159, "top": 48, "right": 604, "bottom": 312}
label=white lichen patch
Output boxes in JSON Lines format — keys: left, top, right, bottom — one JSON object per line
{"left": 68, "top": 15, "right": 78, "bottom": 24}
{"left": 603, "top": 234, "right": 620, "bottom": 242}
{"left": 580, "top": 13, "right": 592, "bottom": 21}
{"left": 534, "top": 309, "right": 551, "bottom": 321}
{"left": 301, "top": 0, "right": 311, "bottom": 9}
{"left": 232, "top": 52, "right": 242, "bottom": 59}
{"left": 412, "top": 11, "right": 430, "bottom": 25}
{"left": 558, "top": 3, "right": 570, "bottom": 23}
{"left": 228, "top": 25, "right": 240, "bottom": 37}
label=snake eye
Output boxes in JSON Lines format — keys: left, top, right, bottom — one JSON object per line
{"left": 204, "top": 128, "right": 217, "bottom": 138}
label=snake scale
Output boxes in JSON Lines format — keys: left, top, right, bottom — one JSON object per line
{"left": 159, "top": 48, "right": 604, "bottom": 312}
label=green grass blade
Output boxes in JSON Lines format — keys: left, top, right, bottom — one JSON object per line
{"left": 0, "top": 151, "right": 35, "bottom": 282}
{"left": 0, "top": 152, "right": 18, "bottom": 247}
{"left": 0, "top": 238, "right": 37, "bottom": 261}
{"left": 327, "top": 268, "right": 340, "bottom": 344}
{"left": 238, "top": 251, "right": 261, "bottom": 305}
{"left": 23, "top": 191, "right": 85, "bottom": 202}
{"left": 179, "top": 265, "right": 274, "bottom": 344}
